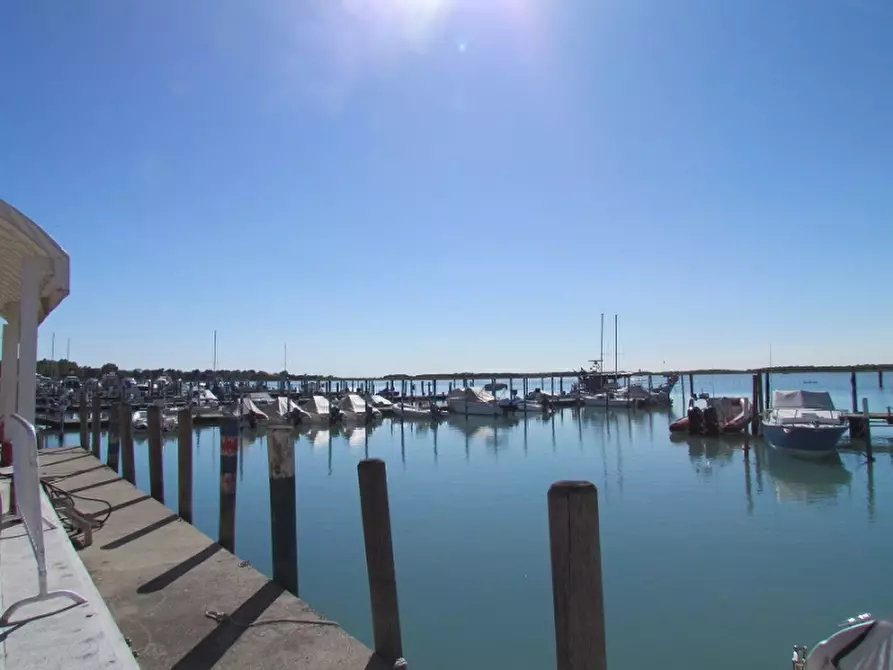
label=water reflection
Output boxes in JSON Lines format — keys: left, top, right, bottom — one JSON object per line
{"left": 760, "top": 445, "right": 852, "bottom": 504}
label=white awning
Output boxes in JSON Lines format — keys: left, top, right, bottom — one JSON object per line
{"left": 0, "top": 200, "right": 70, "bottom": 325}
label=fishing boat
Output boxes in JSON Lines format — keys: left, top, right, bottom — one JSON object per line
{"left": 762, "top": 390, "right": 847, "bottom": 458}
{"left": 793, "top": 613, "right": 893, "bottom": 669}
{"left": 132, "top": 409, "right": 178, "bottom": 433}
{"left": 670, "top": 396, "right": 751, "bottom": 435}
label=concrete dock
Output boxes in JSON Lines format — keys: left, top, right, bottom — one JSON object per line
{"left": 38, "top": 446, "right": 390, "bottom": 670}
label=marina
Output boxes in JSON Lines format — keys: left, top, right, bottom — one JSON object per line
{"left": 18, "top": 370, "right": 893, "bottom": 669}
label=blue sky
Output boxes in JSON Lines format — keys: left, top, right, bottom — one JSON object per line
{"left": 1, "top": 0, "right": 891, "bottom": 375}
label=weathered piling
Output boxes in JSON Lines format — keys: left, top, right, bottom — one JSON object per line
{"left": 177, "top": 408, "right": 193, "bottom": 523}
{"left": 120, "top": 402, "right": 136, "bottom": 484}
{"left": 688, "top": 373, "right": 694, "bottom": 399}
{"left": 218, "top": 416, "right": 239, "bottom": 553}
{"left": 90, "top": 391, "right": 101, "bottom": 458}
{"left": 751, "top": 374, "right": 761, "bottom": 435}
{"left": 548, "top": 481, "right": 607, "bottom": 670}
{"left": 764, "top": 371, "right": 770, "bottom": 408}
{"left": 850, "top": 370, "right": 858, "bottom": 414}
{"left": 357, "top": 459, "right": 404, "bottom": 666}
{"left": 78, "top": 389, "right": 89, "bottom": 450}
{"left": 862, "top": 398, "right": 875, "bottom": 463}
{"left": 268, "top": 425, "right": 299, "bottom": 596}
{"left": 147, "top": 405, "right": 165, "bottom": 503}
{"left": 107, "top": 401, "right": 121, "bottom": 472}
{"left": 879, "top": 369, "right": 884, "bottom": 389}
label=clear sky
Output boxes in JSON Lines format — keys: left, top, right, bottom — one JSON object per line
{"left": 1, "top": 0, "right": 891, "bottom": 376}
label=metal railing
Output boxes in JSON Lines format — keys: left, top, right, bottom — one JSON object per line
{"left": 0, "top": 413, "right": 86, "bottom": 625}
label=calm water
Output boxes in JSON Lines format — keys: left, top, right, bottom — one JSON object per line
{"left": 52, "top": 372, "right": 893, "bottom": 669}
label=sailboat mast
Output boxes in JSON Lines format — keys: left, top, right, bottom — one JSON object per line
{"left": 614, "top": 314, "right": 618, "bottom": 376}
{"left": 213, "top": 330, "right": 217, "bottom": 372}
{"left": 599, "top": 313, "right": 605, "bottom": 371}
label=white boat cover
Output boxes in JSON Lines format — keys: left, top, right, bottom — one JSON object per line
{"left": 233, "top": 397, "right": 267, "bottom": 418}
{"left": 193, "top": 388, "right": 218, "bottom": 402}
{"left": 339, "top": 394, "right": 369, "bottom": 414}
{"left": 276, "top": 397, "right": 303, "bottom": 416}
{"left": 304, "top": 395, "right": 330, "bottom": 416}
{"left": 773, "top": 390, "right": 836, "bottom": 410}
{"left": 447, "top": 387, "right": 495, "bottom": 403}
{"left": 369, "top": 394, "right": 394, "bottom": 408}
{"left": 807, "top": 618, "right": 893, "bottom": 669}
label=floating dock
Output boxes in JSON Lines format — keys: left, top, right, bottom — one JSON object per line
{"left": 39, "top": 447, "right": 389, "bottom": 670}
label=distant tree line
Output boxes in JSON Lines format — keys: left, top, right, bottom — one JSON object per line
{"left": 17, "top": 359, "right": 295, "bottom": 383}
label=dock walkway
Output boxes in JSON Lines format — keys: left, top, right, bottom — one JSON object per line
{"left": 38, "top": 447, "right": 388, "bottom": 670}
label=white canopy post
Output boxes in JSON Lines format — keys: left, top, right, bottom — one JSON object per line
{"left": 1, "top": 315, "right": 19, "bottom": 423}
{"left": 16, "top": 257, "right": 41, "bottom": 425}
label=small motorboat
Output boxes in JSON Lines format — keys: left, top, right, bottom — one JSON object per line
{"left": 447, "top": 387, "right": 505, "bottom": 416}
{"left": 338, "top": 394, "right": 382, "bottom": 423}
{"left": 793, "top": 613, "right": 893, "bottom": 669}
{"left": 580, "top": 393, "right": 636, "bottom": 409}
{"left": 669, "top": 396, "right": 751, "bottom": 435}
{"left": 762, "top": 390, "right": 847, "bottom": 458}
{"left": 393, "top": 402, "right": 444, "bottom": 419}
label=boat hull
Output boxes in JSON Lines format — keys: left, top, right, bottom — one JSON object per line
{"left": 761, "top": 422, "right": 847, "bottom": 458}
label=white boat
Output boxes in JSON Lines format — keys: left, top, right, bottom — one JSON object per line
{"left": 300, "top": 395, "right": 332, "bottom": 423}
{"left": 337, "top": 394, "right": 382, "bottom": 422}
{"left": 580, "top": 393, "right": 635, "bottom": 409}
{"left": 274, "top": 397, "right": 312, "bottom": 424}
{"left": 762, "top": 390, "right": 847, "bottom": 458}
{"left": 366, "top": 394, "right": 396, "bottom": 415}
{"left": 132, "top": 409, "right": 178, "bottom": 432}
{"left": 793, "top": 613, "right": 892, "bottom": 669}
{"left": 393, "top": 402, "right": 442, "bottom": 419}
{"left": 447, "top": 387, "right": 504, "bottom": 416}
{"left": 231, "top": 396, "right": 269, "bottom": 426}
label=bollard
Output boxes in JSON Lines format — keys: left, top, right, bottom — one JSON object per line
{"left": 78, "top": 389, "right": 89, "bottom": 451}
{"left": 177, "top": 408, "right": 194, "bottom": 523}
{"left": 107, "top": 402, "right": 121, "bottom": 472}
{"left": 120, "top": 403, "right": 135, "bottom": 484}
{"left": 548, "top": 481, "right": 607, "bottom": 670}
{"left": 147, "top": 405, "right": 164, "bottom": 503}
{"left": 358, "top": 459, "right": 404, "bottom": 665}
{"left": 91, "top": 391, "right": 101, "bottom": 458}
{"left": 218, "top": 416, "right": 239, "bottom": 552}
{"left": 268, "top": 425, "right": 299, "bottom": 595}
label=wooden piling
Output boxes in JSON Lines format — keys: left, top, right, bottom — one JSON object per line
{"left": 764, "top": 371, "right": 770, "bottom": 408}
{"left": 751, "top": 374, "right": 760, "bottom": 436}
{"left": 850, "top": 370, "right": 858, "bottom": 414}
{"left": 688, "top": 373, "right": 694, "bottom": 399}
{"left": 120, "top": 402, "right": 136, "bottom": 484}
{"left": 90, "top": 391, "right": 101, "bottom": 458}
{"left": 268, "top": 425, "right": 299, "bottom": 596}
{"left": 879, "top": 369, "right": 884, "bottom": 389}
{"left": 177, "top": 408, "right": 194, "bottom": 524}
{"left": 147, "top": 405, "right": 165, "bottom": 503}
{"left": 218, "top": 416, "right": 239, "bottom": 553}
{"left": 862, "top": 398, "right": 875, "bottom": 462}
{"left": 547, "top": 481, "right": 607, "bottom": 670}
{"left": 78, "top": 389, "right": 89, "bottom": 451}
{"left": 107, "top": 401, "right": 121, "bottom": 473}
{"left": 357, "top": 459, "right": 404, "bottom": 665}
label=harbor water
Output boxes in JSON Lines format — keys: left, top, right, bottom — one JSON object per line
{"left": 50, "top": 372, "right": 893, "bottom": 669}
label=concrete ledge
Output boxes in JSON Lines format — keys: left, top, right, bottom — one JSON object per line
{"left": 37, "top": 447, "right": 389, "bottom": 670}
{"left": 0, "top": 468, "right": 139, "bottom": 670}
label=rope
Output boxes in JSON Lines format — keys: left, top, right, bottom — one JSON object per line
{"left": 39, "top": 477, "right": 113, "bottom": 532}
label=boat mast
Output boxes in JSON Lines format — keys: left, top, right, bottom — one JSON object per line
{"left": 599, "top": 313, "right": 605, "bottom": 373}
{"left": 614, "top": 314, "right": 618, "bottom": 377}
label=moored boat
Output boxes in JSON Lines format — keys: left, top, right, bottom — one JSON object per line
{"left": 670, "top": 395, "right": 751, "bottom": 436}
{"left": 793, "top": 613, "right": 892, "bottom": 669}
{"left": 761, "top": 390, "right": 847, "bottom": 458}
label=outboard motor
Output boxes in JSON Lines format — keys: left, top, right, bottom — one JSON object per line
{"left": 687, "top": 406, "right": 704, "bottom": 435}
{"left": 703, "top": 405, "right": 720, "bottom": 436}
